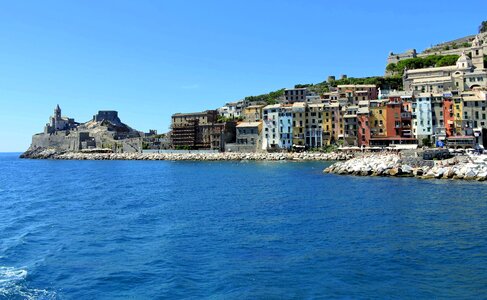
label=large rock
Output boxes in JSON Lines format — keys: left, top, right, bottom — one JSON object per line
{"left": 389, "top": 168, "right": 400, "bottom": 176}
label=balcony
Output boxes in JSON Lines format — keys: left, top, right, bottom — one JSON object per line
{"left": 401, "top": 112, "right": 412, "bottom": 119}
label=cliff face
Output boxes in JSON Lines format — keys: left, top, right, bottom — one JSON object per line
{"left": 21, "top": 108, "right": 144, "bottom": 158}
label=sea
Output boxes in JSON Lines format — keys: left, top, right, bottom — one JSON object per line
{"left": 0, "top": 152, "right": 486, "bottom": 299}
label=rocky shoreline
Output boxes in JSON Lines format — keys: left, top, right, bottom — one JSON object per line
{"left": 20, "top": 148, "right": 353, "bottom": 161}
{"left": 324, "top": 153, "right": 487, "bottom": 181}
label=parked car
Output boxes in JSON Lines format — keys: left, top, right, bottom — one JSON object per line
{"left": 422, "top": 149, "right": 452, "bottom": 160}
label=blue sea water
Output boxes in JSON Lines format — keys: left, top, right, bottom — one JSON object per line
{"left": 0, "top": 153, "right": 487, "bottom": 299}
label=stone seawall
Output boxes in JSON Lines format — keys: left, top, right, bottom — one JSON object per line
{"left": 324, "top": 153, "right": 487, "bottom": 181}
{"left": 21, "top": 148, "right": 353, "bottom": 161}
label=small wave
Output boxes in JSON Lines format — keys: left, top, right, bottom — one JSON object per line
{"left": 0, "top": 266, "right": 57, "bottom": 300}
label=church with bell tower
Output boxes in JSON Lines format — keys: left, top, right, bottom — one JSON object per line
{"left": 471, "top": 34, "right": 485, "bottom": 70}
{"left": 44, "top": 105, "right": 77, "bottom": 134}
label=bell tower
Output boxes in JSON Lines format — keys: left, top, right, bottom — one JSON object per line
{"left": 471, "top": 35, "right": 484, "bottom": 69}
{"left": 54, "top": 104, "right": 61, "bottom": 119}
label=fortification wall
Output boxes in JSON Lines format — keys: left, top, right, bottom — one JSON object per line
{"left": 31, "top": 132, "right": 79, "bottom": 151}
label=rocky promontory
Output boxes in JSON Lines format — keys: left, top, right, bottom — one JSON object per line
{"left": 324, "top": 153, "right": 487, "bottom": 181}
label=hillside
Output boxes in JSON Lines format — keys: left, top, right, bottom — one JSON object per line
{"left": 242, "top": 76, "right": 403, "bottom": 105}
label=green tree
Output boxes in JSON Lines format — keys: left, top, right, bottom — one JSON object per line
{"left": 245, "top": 88, "right": 285, "bottom": 105}
{"left": 294, "top": 84, "right": 313, "bottom": 88}
{"left": 479, "top": 20, "right": 487, "bottom": 33}
{"left": 386, "top": 63, "right": 397, "bottom": 73}
{"left": 436, "top": 55, "right": 460, "bottom": 67}
{"left": 422, "top": 55, "right": 442, "bottom": 67}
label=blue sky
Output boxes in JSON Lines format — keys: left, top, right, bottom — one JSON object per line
{"left": 1, "top": 0, "right": 486, "bottom": 152}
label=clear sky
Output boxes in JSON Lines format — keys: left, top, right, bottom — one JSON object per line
{"left": 1, "top": 0, "right": 486, "bottom": 152}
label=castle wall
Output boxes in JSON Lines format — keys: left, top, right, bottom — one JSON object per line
{"left": 94, "top": 111, "right": 121, "bottom": 124}
{"left": 31, "top": 132, "right": 79, "bottom": 151}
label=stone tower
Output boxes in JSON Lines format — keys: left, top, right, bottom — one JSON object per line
{"left": 471, "top": 35, "right": 484, "bottom": 69}
{"left": 54, "top": 104, "right": 61, "bottom": 119}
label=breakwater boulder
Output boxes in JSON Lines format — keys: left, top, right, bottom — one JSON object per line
{"left": 22, "top": 151, "right": 354, "bottom": 161}
{"left": 324, "top": 153, "right": 487, "bottom": 181}
{"left": 19, "top": 147, "right": 65, "bottom": 159}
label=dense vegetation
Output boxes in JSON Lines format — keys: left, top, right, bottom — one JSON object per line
{"left": 242, "top": 76, "right": 404, "bottom": 106}
{"left": 480, "top": 20, "right": 487, "bottom": 33}
{"left": 217, "top": 115, "right": 242, "bottom": 122}
{"left": 296, "top": 76, "right": 403, "bottom": 92}
{"left": 244, "top": 88, "right": 285, "bottom": 105}
{"left": 386, "top": 54, "right": 460, "bottom": 75}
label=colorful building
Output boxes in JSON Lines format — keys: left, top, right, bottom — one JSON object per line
{"left": 292, "top": 102, "right": 306, "bottom": 146}
{"left": 278, "top": 105, "right": 293, "bottom": 149}
{"left": 412, "top": 94, "right": 433, "bottom": 144}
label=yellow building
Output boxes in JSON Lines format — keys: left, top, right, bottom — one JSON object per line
{"left": 242, "top": 105, "right": 264, "bottom": 122}
{"left": 306, "top": 104, "right": 324, "bottom": 148}
{"left": 322, "top": 103, "right": 341, "bottom": 145}
{"left": 292, "top": 102, "right": 306, "bottom": 146}
{"left": 369, "top": 100, "right": 387, "bottom": 138}
{"left": 453, "top": 95, "right": 464, "bottom": 134}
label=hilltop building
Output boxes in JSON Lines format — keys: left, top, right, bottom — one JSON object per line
{"left": 284, "top": 88, "right": 309, "bottom": 103}
{"left": 403, "top": 51, "right": 487, "bottom": 94}
{"left": 44, "top": 105, "right": 78, "bottom": 134}
{"left": 32, "top": 105, "right": 143, "bottom": 153}
{"left": 93, "top": 111, "right": 122, "bottom": 124}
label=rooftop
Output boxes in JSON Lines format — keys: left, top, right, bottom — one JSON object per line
{"left": 237, "top": 122, "right": 262, "bottom": 128}
{"left": 245, "top": 105, "right": 265, "bottom": 109}
{"left": 172, "top": 110, "right": 215, "bottom": 117}
{"left": 263, "top": 104, "right": 281, "bottom": 110}
{"left": 337, "top": 84, "right": 376, "bottom": 88}
{"left": 406, "top": 65, "right": 457, "bottom": 74}
{"left": 357, "top": 107, "right": 369, "bottom": 114}
{"left": 411, "top": 76, "right": 452, "bottom": 84}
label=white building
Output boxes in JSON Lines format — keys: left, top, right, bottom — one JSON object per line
{"left": 217, "top": 101, "right": 244, "bottom": 119}
{"left": 262, "top": 104, "right": 280, "bottom": 150}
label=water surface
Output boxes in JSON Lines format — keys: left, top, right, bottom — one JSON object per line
{"left": 0, "top": 153, "right": 486, "bottom": 299}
